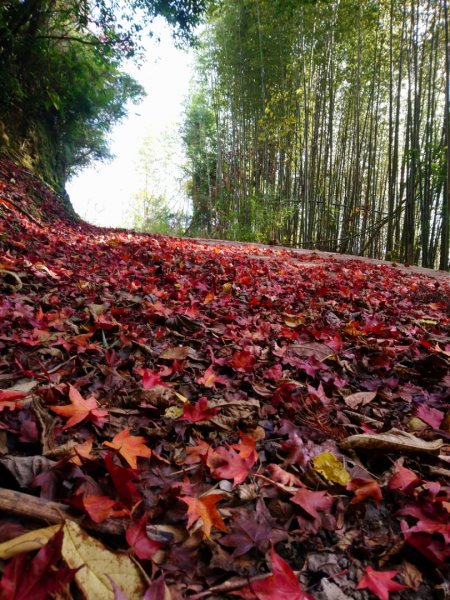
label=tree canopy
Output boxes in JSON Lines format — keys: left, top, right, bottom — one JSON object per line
{"left": 0, "top": 0, "right": 206, "bottom": 188}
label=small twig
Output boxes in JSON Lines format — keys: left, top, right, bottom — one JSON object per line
{"left": 188, "top": 573, "right": 271, "bottom": 599}
{"left": 253, "top": 473, "right": 297, "bottom": 494}
{"left": 342, "top": 409, "right": 383, "bottom": 427}
{"left": 46, "top": 356, "right": 76, "bottom": 375}
{"left": 170, "top": 464, "right": 200, "bottom": 477}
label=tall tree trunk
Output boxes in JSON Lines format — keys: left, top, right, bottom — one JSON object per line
{"left": 441, "top": 0, "right": 450, "bottom": 270}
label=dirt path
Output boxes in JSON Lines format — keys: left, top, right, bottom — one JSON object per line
{"left": 191, "top": 236, "right": 450, "bottom": 281}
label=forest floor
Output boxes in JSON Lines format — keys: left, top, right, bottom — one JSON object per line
{"left": 0, "top": 157, "right": 449, "bottom": 600}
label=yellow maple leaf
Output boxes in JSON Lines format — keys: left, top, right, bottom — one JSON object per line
{"left": 312, "top": 452, "right": 350, "bottom": 485}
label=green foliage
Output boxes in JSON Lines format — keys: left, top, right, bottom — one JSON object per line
{"left": 183, "top": 0, "right": 449, "bottom": 267}
{"left": 182, "top": 89, "right": 217, "bottom": 234}
{"left": 128, "top": 131, "right": 189, "bottom": 235}
{"left": 0, "top": 0, "right": 206, "bottom": 188}
{"left": 130, "top": 192, "right": 189, "bottom": 235}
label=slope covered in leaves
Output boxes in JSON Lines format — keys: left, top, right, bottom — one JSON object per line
{"left": 0, "top": 157, "right": 449, "bottom": 599}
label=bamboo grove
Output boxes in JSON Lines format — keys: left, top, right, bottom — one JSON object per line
{"left": 182, "top": 0, "right": 450, "bottom": 269}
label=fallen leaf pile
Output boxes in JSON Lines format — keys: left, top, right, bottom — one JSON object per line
{"left": 0, "top": 157, "right": 449, "bottom": 598}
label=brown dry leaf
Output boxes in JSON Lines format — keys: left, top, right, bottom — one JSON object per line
{"left": 282, "top": 312, "right": 304, "bottom": 327}
{"left": 173, "top": 391, "right": 189, "bottom": 403}
{"left": 320, "top": 578, "right": 350, "bottom": 600}
{"left": 290, "top": 341, "right": 333, "bottom": 361}
{"left": 0, "top": 431, "right": 7, "bottom": 454}
{"left": 86, "top": 302, "right": 108, "bottom": 318}
{"left": 401, "top": 561, "right": 423, "bottom": 591}
{"left": 208, "top": 398, "right": 260, "bottom": 430}
{"left": 62, "top": 520, "right": 145, "bottom": 600}
{"left": 251, "top": 382, "right": 274, "bottom": 397}
{"left": 160, "top": 346, "right": 191, "bottom": 360}
{"left": 343, "top": 391, "right": 377, "bottom": 409}
{"left": 340, "top": 428, "right": 444, "bottom": 454}
{"left": 441, "top": 412, "right": 450, "bottom": 432}
{"left": 8, "top": 380, "right": 39, "bottom": 395}
{"left": 0, "top": 455, "right": 56, "bottom": 487}
{"left": 238, "top": 483, "right": 259, "bottom": 502}
{"left": 0, "top": 525, "right": 61, "bottom": 560}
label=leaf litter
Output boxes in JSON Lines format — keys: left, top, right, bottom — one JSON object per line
{"left": 0, "top": 157, "right": 449, "bottom": 598}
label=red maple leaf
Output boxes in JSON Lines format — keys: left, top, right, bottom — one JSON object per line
{"left": 49, "top": 384, "right": 108, "bottom": 429}
{"left": 263, "top": 363, "right": 283, "bottom": 380}
{"left": 291, "top": 488, "right": 334, "bottom": 519}
{"left": 388, "top": 465, "right": 421, "bottom": 493}
{"left": 400, "top": 522, "right": 450, "bottom": 567}
{"left": 415, "top": 404, "right": 444, "bottom": 429}
{"left": 232, "top": 429, "right": 260, "bottom": 460}
{"left": 135, "top": 367, "right": 171, "bottom": 389}
{"left": 104, "top": 453, "right": 141, "bottom": 509}
{"left": 180, "top": 493, "right": 227, "bottom": 538}
{"left": 347, "top": 478, "right": 382, "bottom": 506}
{"left": 126, "top": 515, "right": 162, "bottom": 560}
{"left": 235, "top": 547, "right": 313, "bottom": 599}
{"left": 184, "top": 439, "right": 211, "bottom": 464}
{"left": 69, "top": 494, "right": 125, "bottom": 523}
{"left": 181, "top": 396, "right": 220, "bottom": 423}
{"left": 104, "top": 428, "right": 152, "bottom": 469}
{"left": 207, "top": 430, "right": 259, "bottom": 486}
{"left": 0, "top": 529, "right": 77, "bottom": 600}
{"left": 230, "top": 349, "right": 256, "bottom": 372}
{"left": 197, "top": 365, "right": 228, "bottom": 388}
{"left": 356, "top": 566, "right": 409, "bottom": 600}
{"left": 207, "top": 445, "right": 254, "bottom": 486}
{"left": 0, "top": 389, "right": 27, "bottom": 411}
{"left": 398, "top": 503, "right": 450, "bottom": 544}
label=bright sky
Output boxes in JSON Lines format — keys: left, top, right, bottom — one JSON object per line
{"left": 66, "top": 17, "right": 194, "bottom": 227}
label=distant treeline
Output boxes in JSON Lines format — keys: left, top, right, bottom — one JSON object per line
{"left": 183, "top": 0, "right": 450, "bottom": 270}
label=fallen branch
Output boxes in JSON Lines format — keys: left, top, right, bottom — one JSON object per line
{"left": 0, "top": 487, "right": 126, "bottom": 537}
{"left": 0, "top": 196, "right": 44, "bottom": 228}
{"left": 188, "top": 573, "right": 273, "bottom": 599}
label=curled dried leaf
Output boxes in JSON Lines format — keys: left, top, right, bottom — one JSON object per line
{"left": 340, "top": 428, "right": 444, "bottom": 454}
